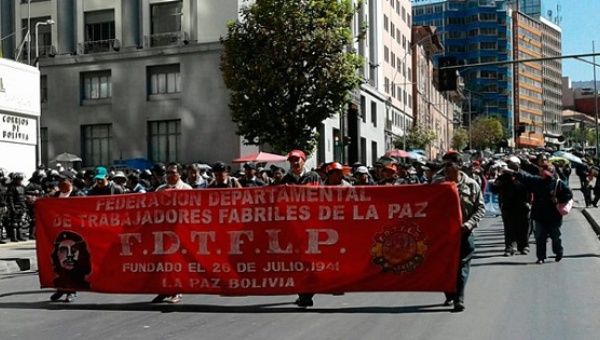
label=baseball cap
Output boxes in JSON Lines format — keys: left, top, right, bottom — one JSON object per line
{"left": 58, "top": 170, "right": 75, "bottom": 181}
{"left": 212, "top": 161, "right": 230, "bottom": 172}
{"left": 243, "top": 163, "right": 257, "bottom": 170}
{"left": 94, "top": 166, "right": 108, "bottom": 180}
{"left": 442, "top": 150, "right": 462, "bottom": 164}
{"left": 355, "top": 166, "right": 369, "bottom": 174}
{"left": 326, "top": 162, "right": 344, "bottom": 174}
{"left": 287, "top": 149, "right": 306, "bottom": 161}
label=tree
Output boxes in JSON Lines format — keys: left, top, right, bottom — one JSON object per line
{"left": 469, "top": 117, "right": 504, "bottom": 150}
{"left": 220, "top": 0, "right": 363, "bottom": 154}
{"left": 395, "top": 123, "right": 437, "bottom": 150}
{"left": 451, "top": 127, "right": 469, "bottom": 151}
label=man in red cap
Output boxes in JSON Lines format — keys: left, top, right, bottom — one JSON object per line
{"left": 281, "top": 149, "right": 321, "bottom": 186}
{"left": 280, "top": 149, "right": 321, "bottom": 307}
{"left": 325, "top": 162, "right": 351, "bottom": 186}
{"left": 434, "top": 150, "right": 485, "bottom": 312}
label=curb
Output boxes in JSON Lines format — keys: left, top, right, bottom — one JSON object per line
{"left": 0, "top": 241, "right": 38, "bottom": 274}
{"left": 581, "top": 208, "right": 600, "bottom": 238}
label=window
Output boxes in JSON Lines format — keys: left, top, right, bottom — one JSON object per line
{"left": 148, "top": 120, "right": 181, "bottom": 163}
{"left": 40, "top": 127, "right": 48, "bottom": 166}
{"left": 391, "top": 52, "right": 396, "bottom": 68}
{"left": 384, "top": 45, "right": 389, "bottom": 63}
{"left": 81, "top": 71, "right": 111, "bottom": 101}
{"left": 148, "top": 64, "right": 181, "bottom": 95}
{"left": 384, "top": 77, "right": 390, "bottom": 94}
{"left": 360, "top": 137, "right": 367, "bottom": 164}
{"left": 151, "top": 0, "right": 183, "bottom": 46}
{"left": 384, "top": 15, "right": 389, "bottom": 32}
{"left": 81, "top": 124, "right": 112, "bottom": 167}
{"left": 40, "top": 75, "right": 48, "bottom": 103}
{"left": 390, "top": 23, "right": 396, "bottom": 39}
{"left": 371, "top": 141, "right": 378, "bottom": 165}
{"left": 371, "top": 101, "right": 377, "bottom": 126}
{"left": 360, "top": 95, "right": 366, "bottom": 123}
{"left": 84, "top": 10, "right": 115, "bottom": 53}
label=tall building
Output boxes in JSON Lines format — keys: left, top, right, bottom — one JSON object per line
{"left": 513, "top": 11, "right": 544, "bottom": 147}
{"left": 540, "top": 16, "right": 562, "bottom": 145}
{"left": 1, "top": 0, "right": 390, "bottom": 167}
{"left": 412, "top": 0, "right": 514, "bottom": 143}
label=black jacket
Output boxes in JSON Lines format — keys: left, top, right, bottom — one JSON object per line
{"left": 517, "top": 171, "right": 573, "bottom": 224}
{"left": 490, "top": 173, "right": 530, "bottom": 211}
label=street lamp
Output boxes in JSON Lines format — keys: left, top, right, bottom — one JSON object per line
{"left": 35, "top": 19, "right": 55, "bottom": 67}
{"left": 35, "top": 19, "right": 54, "bottom": 167}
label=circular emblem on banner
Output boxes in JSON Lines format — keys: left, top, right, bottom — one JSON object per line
{"left": 371, "top": 220, "right": 428, "bottom": 274}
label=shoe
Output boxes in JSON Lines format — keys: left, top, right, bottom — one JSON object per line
{"left": 443, "top": 299, "right": 453, "bottom": 306}
{"left": 519, "top": 248, "right": 530, "bottom": 255}
{"left": 0, "top": 239, "right": 6, "bottom": 244}
{"left": 453, "top": 301, "right": 465, "bottom": 312}
{"left": 504, "top": 249, "right": 515, "bottom": 257}
{"left": 50, "top": 292, "right": 64, "bottom": 302}
{"left": 65, "top": 293, "right": 76, "bottom": 303}
{"left": 555, "top": 254, "right": 563, "bottom": 262}
{"left": 28, "top": 235, "right": 35, "bottom": 240}
{"left": 294, "top": 297, "right": 314, "bottom": 307}
{"left": 152, "top": 294, "right": 167, "bottom": 303}
{"left": 536, "top": 259, "right": 545, "bottom": 264}
{"left": 165, "top": 294, "right": 182, "bottom": 304}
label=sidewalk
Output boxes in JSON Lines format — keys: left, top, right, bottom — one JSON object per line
{"left": 0, "top": 240, "right": 37, "bottom": 274}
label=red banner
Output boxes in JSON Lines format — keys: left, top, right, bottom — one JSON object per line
{"left": 35, "top": 184, "right": 462, "bottom": 295}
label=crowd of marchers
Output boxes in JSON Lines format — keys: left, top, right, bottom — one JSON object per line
{"left": 0, "top": 147, "right": 585, "bottom": 312}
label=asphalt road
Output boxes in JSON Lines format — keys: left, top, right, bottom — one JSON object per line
{"left": 1, "top": 211, "right": 600, "bottom": 340}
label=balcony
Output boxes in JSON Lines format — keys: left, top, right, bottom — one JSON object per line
{"left": 145, "top": 31, "right": 188, "bottom": 48}
{"left": 80, "top": 39, "right": 119, "bottom": 54}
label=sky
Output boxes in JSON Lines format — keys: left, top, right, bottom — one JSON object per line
{"left": 543, "top": 0, "right": 600, "bottom": 82}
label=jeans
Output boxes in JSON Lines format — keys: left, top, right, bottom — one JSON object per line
{"left": 533, "top": 220, "right": 563, "bottom": 261}
{"left": 445, "top": 232, "right": 474, "bottom": 303}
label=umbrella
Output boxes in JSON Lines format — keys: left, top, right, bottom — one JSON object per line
{"left": 52, "top": 152, "right": 82, "bottom": 163}
{"left": 549, "top": 156, "right": 570, "bottom": 166}
{"left": 384, "top": 149, "right": 410, "bottom": 159}
{"left": 407, "top": 151, "right": 427, "bottom": 161}
{"left": 232, "top": 151, "right": 288, "bottom": 163}
{"left": 553, "top": 151, "right": 583, "bottom": 165}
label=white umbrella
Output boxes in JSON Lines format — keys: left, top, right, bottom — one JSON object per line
{"left": 52, "top": 152, "right": 82, "bottom": 163}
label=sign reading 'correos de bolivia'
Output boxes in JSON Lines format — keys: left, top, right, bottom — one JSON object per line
{"left": 0, "top": 112, "right": 37, "bottom": 145}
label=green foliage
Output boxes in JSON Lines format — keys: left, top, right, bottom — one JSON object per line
{"left": 220, "top": 0, "right": 363, "bottom": 154}
{"left": 395, "top": 124, "right": 437, "bottom": 150}
{"left": 469, "top": 117, "right": 504, "bottom": 150}
{"left": 565, "top": 127, "right": 596, "bottom": 147}
{"left": 451, "top": 127, "right": 469, "bottom": 151}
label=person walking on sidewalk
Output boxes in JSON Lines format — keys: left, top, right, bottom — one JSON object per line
{"left": 505, "top": 164, "right": 573, "bottom": 264}
{"left": 50, "top": 171, "right": 85, "bottom": 303}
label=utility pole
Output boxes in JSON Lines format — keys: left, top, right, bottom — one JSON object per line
{"left": 594, "top": 41, "right": 599, "bottom": 157}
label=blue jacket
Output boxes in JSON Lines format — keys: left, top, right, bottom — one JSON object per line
{"left": 517, "top": 171, "right": 573, "bottom": 224}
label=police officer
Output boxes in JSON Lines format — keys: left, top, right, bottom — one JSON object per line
{"left": 25, "top": 170, "right": 46, "bottom": 240}
{"left": 6, "top": 173, "right": 28, "bottom": 242}
{"left": 0, "top": 170, "right": 8, "bottom": 244}
{"left": 434, "top": 151, "right": 485, "bottom": 312}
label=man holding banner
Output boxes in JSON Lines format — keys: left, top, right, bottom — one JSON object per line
{"left": 435, "top": 151, "right": 485, "bottom": 312}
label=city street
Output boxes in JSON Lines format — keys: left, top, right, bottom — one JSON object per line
{"left": 2, "top": 207, "right": 600, "bottom": 340}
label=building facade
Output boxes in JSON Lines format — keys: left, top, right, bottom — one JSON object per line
{"left": 2, "top": 0, "right": 392, "bottom": 168}
{"left": 412, "top": 0, "right": 514, "bottom": 145}
{"left": 411, "top": 25, "right": 460, "bottom": 158}
{"left": 513, "top": 11, "right": 544, "bottom": 147}
{"left": 540, "top": 16, "right": 562, "bottom": 145}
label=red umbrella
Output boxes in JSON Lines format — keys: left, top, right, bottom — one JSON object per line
{"left": 232, "top": 151, "right": 288, "bottom": 163}
{"left": 384, "top": 149, "right": 409, "bottom": 158}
